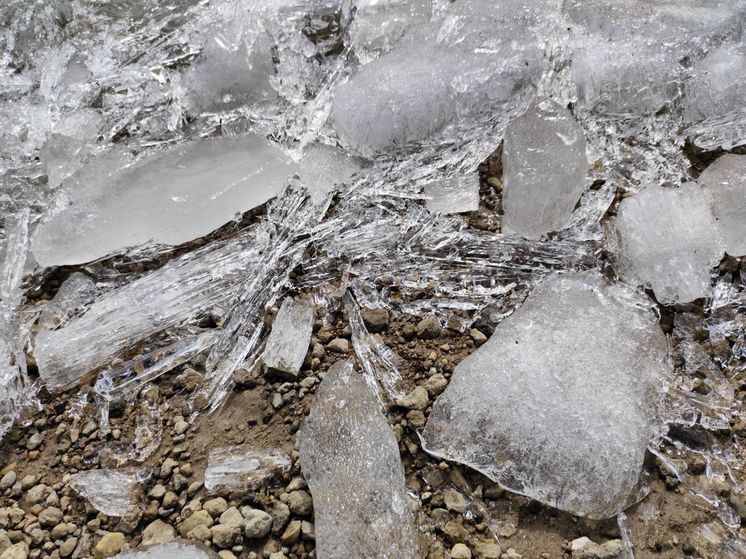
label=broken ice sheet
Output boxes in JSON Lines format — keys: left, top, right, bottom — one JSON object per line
{"left": 421, "top": 271, "right": 671, "bottom": 519}
{"left": 501, "top": 99, "right": 588, "bottom": 239}
{"left": 204, "top": 446, "right": 291, "bottom": 492}
{"left": 263, "top": 297, "right": 314, "bottom": 377}
{"left": 300, "top": 360, "right": 419, "bottom": 559}
{"left": 31, "top": 135, "right": 293, "bottom": 267}
{"left": 697, "top": 154, "right": 746, "bottom": 257}
{"left": 68, "top": 469, "right": 138, "bottom": 517}
{"left": 607, "top": 183, "right": 725, "bottom": 305}
{"left": 38, "top": 272, "right": 96, "bottom": 330}
{"left": 113, "top": 541, "right": 220, "bottom": 558}
{"left": 424, "top": 172, "right": 480, "bottom": 215}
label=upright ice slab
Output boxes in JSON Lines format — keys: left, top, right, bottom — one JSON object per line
{"left": 204, "top": 446, "right": 292, "bottom": 492}
{"left": 263, "top": 297, "right": 314, "bottom": 377}
{"left": 300, "top": 360, "right": 419, "bottom": 558}
{"left": 113, "top": 541, "right": 219, "bottom": 558}
{"left": 502, "top": 100, "right": 587, "bottom": 239}
{"left": 68, "top": 469, "right": 137, "bottom": 517}
{"left": 697, "top": 155, "right": 746, "bottom": 257}
{"left": 31, "top": 135, "right": 293, "bottom": 267}
{"left": 421, "top": 271, "right": 671, "bottom": 519}
{"left": 607, "top": 183, "right": 725, "bottom": 305}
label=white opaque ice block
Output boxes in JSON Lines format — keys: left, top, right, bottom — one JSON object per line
{"left": 421, "top": 271, "right": 671, "bottom": 519}
{"left": 697, "top": 154, "right": 746, "bottom": 257}
{"left": 502, "top": 100, "right": 587, "bottom": 239}
{"left": 263, "top": 297, "right": 314, "bottom": 377}
{"left": 300, "top": 360, "right": 419, "bottom": 558}
{"left": 31, "top": 135, "right": 293, "bottom": 267}
{"left": 608, "top": 183, "right": 725, "bottom": 305}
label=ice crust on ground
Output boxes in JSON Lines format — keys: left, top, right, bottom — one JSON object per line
{"left": 421, "top": 271, "right": 672, "bottom": 519}
{"left": 608, "top": 183, "right": 725, "bottom": 305}
{"left": 697, "top": 155, "right": 746, "bottom": 257}
{"left": 300, "top": 360, "right": 419, "bottom": 558}
{"left": 31, "top": 135, "right": 293, "bottom": 267}
{"left": 263, "top": 297, "right": 315, "bottom": 377}
{"left": 204, "top": 446, "right": 292, "bottom": 492}
{"left": 113, "top": 541, "right": 219, "bottom": 558}
{"left": 68, "top": 469, "right": 138, "bottom": 517}
{"left": 502, "top": 100, "right": 588, "bottom": 239}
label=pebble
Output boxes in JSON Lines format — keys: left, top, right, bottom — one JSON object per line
{"left": 0, "top": 542, "right": 28, "bottom": 559}
{"left": 443, "top": 489, "right": 468, "bottom": 513}
{"left": 26, "top": 434, "right": 43, "bottom": 451}
{"left": 395, "top": 386, "right": 429, "bottom": 411}
{"left": 570, "top": 537, "right": 624, "bottom": 559}
{"left": 92, "top": 533, "right": 125, "bottom": 559}
{"left": 502, "top": 549, "right": 523, "bottom": 559}
{"left": 210, "top": 523, "right": 242, "bottom": 548}
{"left": 360, "top": 307, "right": 389, "bottom": 332}
{"left": 327, "top": 338, "right": 349, "bottom": 353}
{"left": 38, "top": 507, "right": 63, "bottom": 528}
{"left": 242, "top": 509, "right": 273, "bottom": 539}
{"left": 474, "top": 541, "right": 502, "bottom": 558}
{"left": 141, "top": 520, "right": 175, "bottom": 546}
{"left": 286, "top": 491, "right": 313, "bottom": 516}
{"left": 416, "top": 315, "right": 441, "bottom": 339}
{"left": 450, "top": 543, "right": 472, "bottom": 559}
{"left": 423, "top": 374, "right": 448, "bottom": 396}
{"left": 469, "top": 328, "right": 488, "bottom": 345}
{"left": 59, "top": 538, "right": 77, "bottom": 558}
{"left": 178, "top": 510, "right": 213, "bottom": 538}
{"left": 203, "top": 497, "right": 228, "bottom": 518}
{"left": 0, "top": 473, "right": 16, "bottom": 491}
{"left": 280, "top": 520, "right": 301, "bottom": 545}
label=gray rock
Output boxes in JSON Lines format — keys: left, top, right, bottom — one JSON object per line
{"left": 141, "top": 520, "right": 175, "bottom": 546}
{"left": 416, "top": 315, "right": 441, "bottom": 339}
{"left": 242, "top": 509, "right": 273, "bottom": 539}
{"left": 360, "top": 308, "right": 389, "bottom": 333}
{"left": 286, "top": 491, "right": 313, "bottom": 516}
{"left": 327, "top": 338, "right": 349, "bottom": 353}
{"left": 395, "top": 386, "right": 429, "bottom": 411}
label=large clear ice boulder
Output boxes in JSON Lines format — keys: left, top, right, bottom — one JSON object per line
{"left": 31, "top": 135, "right": 293, "bottom": 267}
{"left": 501, "top": 100, "right": 588, "bottom": 239}
{"left": 300, "top": 360, "right": 419, "bottom": 558}
{"left": 607, "top": 183, "right": 725, "bottom": 305}
{"left": 697, "top": 154, "right": 746, "bottom": 257}
{"left": 421, "top": 271, "right": 671, "bottom": 519}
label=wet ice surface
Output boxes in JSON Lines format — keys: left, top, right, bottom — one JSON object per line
{"left": 300, "top": 360, "right": 419, "bottom": 559}
{"left": 422, "top": 271, "right": 672, "bottom": 519}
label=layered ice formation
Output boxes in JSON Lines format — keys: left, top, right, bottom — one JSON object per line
{"left": 607, "top": 183, "right": 725, "bottom": 305}
{"left": 421, "top": 271, "right": 671, "bottom": 519}
{"left": 502, "top": 100, "right": 588, "bottom": 239}
{"left": 31, "top": 135, "right": 293, "bottom": 267}
{"left": 300, "top": 360, "right": 419, "bottom": 558}
{"left": 697, "top": 155, "right": 746, "bottom": 257}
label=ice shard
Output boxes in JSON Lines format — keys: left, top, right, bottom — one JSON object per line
{"left": 697, "top": 155, "right": 746, "bottom": 257}
{"left": 262, "top": 297, "right": 314, "bottom": 377}
{"left": 421, "top": 271, "right": 671, "bottom": 519}
{"left": 113, "top": 541, "right": 219, "bottom": 558}
{"left": 34, "top": 230, "right": 261, "bottom": 389}
{"left": 68, "top": 469, "right": 138, "bottom": 517}
{"left": 502, "top": 100, "right": 588, "bottom": 239}
{"left": 204, "top": 446, "right": 292, "bottom": 492}
{"left": 295, "top": 143, "right": 363, "bottom": 206}
{"left": 607, "top": 183, "right": 725, "bottom": 305}
{"left": 300, "top": 360, "right": 419, "bottom": 559}
{"left": 38, "top": 272, "right": 96, "bottom": 330}
{"left": 424, "top": 173, "right": 480, "bottom": 215}
{"left": 31, "top": 135, "right": 293, "bottom": 267}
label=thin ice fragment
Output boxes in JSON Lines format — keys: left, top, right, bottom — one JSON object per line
{"left": 300, "top": 360, "right": 419, "bottom": 559}
{"left": 424, "top": 172, "right": 480, "bottom": 215}
{"left": 263, "top": 297, "right": 314, "bottom": 377}
{"left": 31, "top": 135, "right": 293, "bottom": 267}
{"left": 113, "top": 541, "right": 219, "bottom": 558}
{"left": 607, "top": 183, "right": 725, "bottom": 304}
{"left": 697, "top": 154, "right": 746, "bottom": 257}
{"left": 502, "top": 100, "right": 588, "bottom": 238}
{"left": 39, "top": 272, "right": 96, "bottom": 329}
{"left": 421, "top": 271, "right": 671, "bottom": 519}
{"left": 295, "top": 143, "right": 362, "bottom": 206}
{"left": 204, "top": 446, "right": 292, "bottom": 492}
{"left": 34, "top": 231, "right": 260, "bottom": 389}
{"left": 68, "top": 469, "right": 138, "bottom": 517}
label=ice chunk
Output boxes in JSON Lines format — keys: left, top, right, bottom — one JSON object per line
{"left": 68, "top": 469, "right": 138, "bottom": 517}
{"left": 607, "top": 183, "right": 725, "bottom": 304}
{"left": 421, "top": 271, "right": 671, "bottom": 519}
{"left": 572, "top": 42, "right": 682, "bottom": 116}
{"left": 300, "top": 360, "right": 419, "bottom": 558}
{"left": 424, "top": 172, "right": 480, "bottom": 215}
{"left": 331, "top": 46, "right": 456, "bottom": 156}
{"left": 34, "top": 230, "right": 261, "bottom": 389}
{"left": 113, "top": 541, "right": 219, "bottom": 558}
{"left": 697, "top": 155, "right": 746, "bottom": 257}
{"left": 263, "top": 297, "right": 314, "bottom": 377}
{"left": 31, "top": 135, "right": 293, "bottom": 267}
{"left": 295, "top": 143, "right": 363, "bottom": 205}
{"left": 204, "top": 446, "right": 292, "bottom": 492}
{"left": 39, "top": 272, "right": 96, "bottom": 330}
{"left": 502, "top": 100, "right": 588, "bottom": 239}
{"left": 685, "top": 43, "right": 746, "bottom": 125}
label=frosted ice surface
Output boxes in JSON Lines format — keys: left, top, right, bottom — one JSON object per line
{"left": 34, "top": 232, "right": 260, "bottom": 389}
{"left": 424, "top": 172, "right": 480, "bottom": 215}
{"left": 421, "top": 271, "right": 671, "bottom": 519}
{"left": 68, "top": 469, "right": 137, "bottom": 517}
{"left": 572, "top": 43, "right": 682, "bottom": 116}
{"left": 113, "top": 541, "right": 219, "bottom": 558}
{"left": 502, "top": 100, "right": 587, "bottom": 239}
{"left": 684, "top": 43, "right": 746, "bottom": 125}
{"left": 31, "top": 135, "right": 293, "bottom": 267}
{"left": 263, "top": 297, "right": 314, "bottom": 377}
{"left": 204, "top": 446, "right": 292, "bottom": 492}
{"left": 331, "top": 45, "right": 456, "bottom": 156}
{"left": 300, "top": 360, "right": 419, "bottom": 559}
{"left": 697, "top": 155, "right": 746, "bottom": 257}
{"left": 39, "top": 272, "right": 96, "bottom": 330}
{"left": 607, "top": 183, "right": 725, "bottom": 305}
